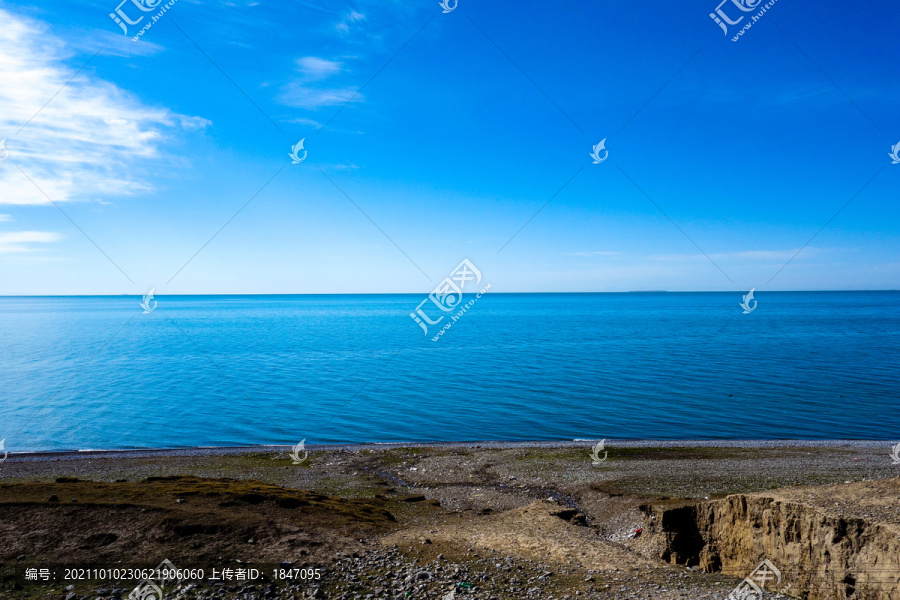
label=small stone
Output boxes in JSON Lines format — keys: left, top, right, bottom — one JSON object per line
{"left": 48, "top": 495, "right": 59, "bottom": 502}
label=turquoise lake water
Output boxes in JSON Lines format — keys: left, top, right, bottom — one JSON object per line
{"left": 1, "top": 292, "right": 898, "bottom": 451}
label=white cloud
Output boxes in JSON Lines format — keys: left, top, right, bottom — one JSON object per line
{"left": 278, "top": 83, "right": 361, "bottom": 109}
{"left": 335, "top": 10, "right": 365, "bottom": 33}
{"left": 650, "top": 248, "right": 820, "bottom": 261}
{"left": 296, "top": 56, "right": 342, "bottom": 79}
{"left": 319, "top": 163, "right": 360, "bottom": 171}
{"left": 0, "top": 8, "right": 209, "bottom": 206}
{"left": 71, "top": 29, "right": 165, "bottom": 58}
{"left": 731, "top": 249, "right": 817, "bottom": 260}
{"left": 287, "top": 117, "right": 324, "bottom": 128}
{"left": 176, "top": 115, "right": 213, "bottom": 130}
{"left": 0, "top": 230, "right": 61, "bottom": 253}
{"left": 0, "top": 214, "right": 13, "bottom": 222}
{"left": 278, "top": 55, "right": 358, "bottom": 109}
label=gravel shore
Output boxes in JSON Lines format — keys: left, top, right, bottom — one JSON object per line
{"left": 1, "top": 441, "right": 896, "bottom": 600}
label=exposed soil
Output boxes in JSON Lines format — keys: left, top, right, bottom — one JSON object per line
{"left": 0, "top": 442, "right": 896, "bottom": 599}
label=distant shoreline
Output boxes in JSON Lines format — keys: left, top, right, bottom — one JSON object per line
{"left": 2, "top": 439, "right": 890, "bottom": 462}
{"left": 1, "top": 290, "right": 899, "bottom": 298}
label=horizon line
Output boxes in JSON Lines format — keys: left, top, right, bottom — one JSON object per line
{"left": 1, "top": 289, "right": 899, "bottom": 298}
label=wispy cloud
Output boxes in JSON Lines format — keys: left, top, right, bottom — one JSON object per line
{"left": 0, "top": 8, "right": 209, "bottom": 206}
{"left": 286, "top": 117, "right": 325, "bottom": 128}
{"left": 279, "top": 54, "right": 359, "bottom": 109}
{"left": 570, "top": 251, "right": 621, "bottom": 257}
{"left": 278, "top": 85, "right": 360, "bottom": 109}
{"left": 319, "top": 163, "right": 360, "bottom": 171}
{"left": 70, "top": 29, "right": 166, "bottom": 58}
{"left": 0, "top": 214, "right": 13, "bottom": 222}
{"left": 296, "top": 56, "right": 342, "bottom": 79}
{"left": 731, "top": 249, "right": 819, "bottom": 260}
{"left": 651, "top": 248, "right": 821, "bottom": 261}
{"left": 0, "top": 230, "right": 61, "bottom": 253}
{"left": 335, "top": 9, "right": 365, "bottom": 34}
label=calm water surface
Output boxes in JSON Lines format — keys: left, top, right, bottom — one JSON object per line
{"left": 1, "top": 292, "right": 898, "bottom": 451}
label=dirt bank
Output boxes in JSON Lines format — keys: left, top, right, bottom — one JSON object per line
{"left": 641, "top": 478, "right": 900, "bottom": 600}
{"left": 0, "top": 442, "right": 896, "bottom": 599}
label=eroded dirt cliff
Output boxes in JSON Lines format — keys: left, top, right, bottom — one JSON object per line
{"left": 641, "top": 478, "right": 900, "bottom": 599}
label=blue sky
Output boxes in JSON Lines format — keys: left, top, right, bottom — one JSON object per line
{"left": 0, "top": 0, "right": 897, "bottom": 294}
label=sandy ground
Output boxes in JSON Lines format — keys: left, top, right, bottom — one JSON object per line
{"left": 0, "top": 441, "right": 897, "bottom": 600}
